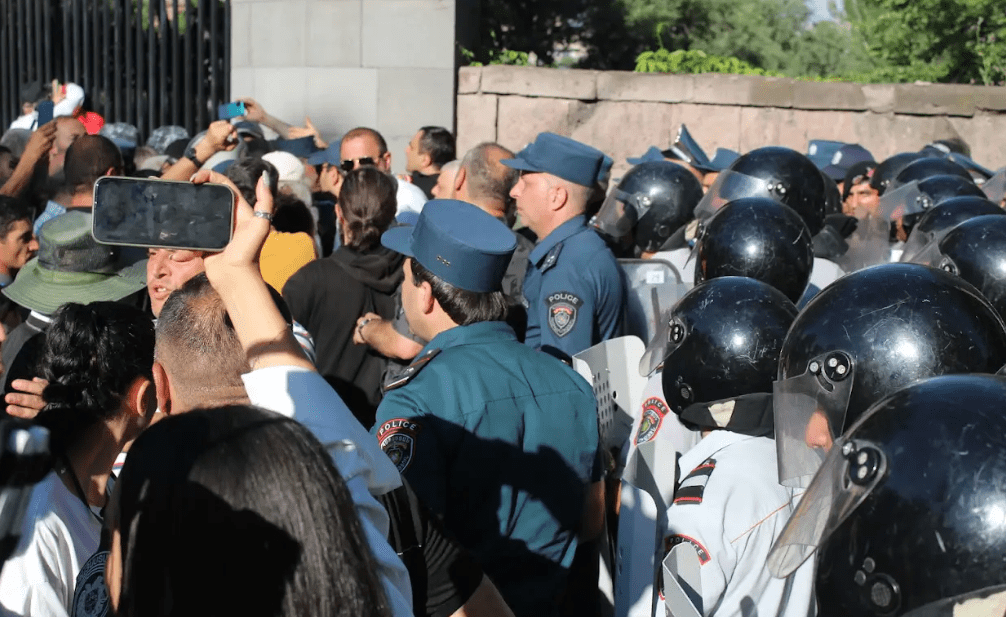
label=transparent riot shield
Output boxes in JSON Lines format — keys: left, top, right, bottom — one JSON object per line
{"left": 572, "top": 336, "right": 647, "bottom": 453}
{"left": 619, "top": 259, "right": 690, "bottom": 349}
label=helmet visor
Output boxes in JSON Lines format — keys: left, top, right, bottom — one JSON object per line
{"left": 833, "top": 216, "right": 892, "bottom": 273}
{"left": 773, "top": 351, "right": 855, "bottom": 488}
{"left": 639, "top": 310, "right": 689, "bottom": 377}
{"left": 901, "top": 233, "right": 948, "bottom": 267}
{"left": 693, "top": 171, "right": 776, "bottom": 222}
{"left": 593, "top": 188, "right": 641, "bottom": 240}
{"left": 767, "top": 434, "right": 887, "bottom": 578}
{"left": 878, "top": 181, "right": 932, "bottom": 220}
{"left": 983, "top": 169, "right": 1006, "bottom": 205}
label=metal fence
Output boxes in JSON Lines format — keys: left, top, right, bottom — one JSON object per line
{"left": 0, "top": 0, "right": 230, "bottom": 140}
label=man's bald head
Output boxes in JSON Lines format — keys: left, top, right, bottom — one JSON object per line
{"left": 457, "top": 142, "right": 519, "bottom": 223}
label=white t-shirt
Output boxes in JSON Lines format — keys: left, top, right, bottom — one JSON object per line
{"left": 396, "top": 178, "right": 428, "bottom": 215}
{"left": 8, "top": 83, "right": 86, "bottom": 130}
{"left": 241, "top": 366, "right": 413, "bottom": 617}
{"left": 0, "top": 472, "right": 102, "bottom": 617}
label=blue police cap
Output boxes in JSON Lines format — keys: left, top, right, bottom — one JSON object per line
{"left": 627, "top": 146, "right": 665, "bottom": 166}
{"left": 500, "top": 132, "right": 606, "bottom": 187}
{"left": 806, "top": 140, "right": 846, "bottom": 170}
{"left": 381, "top": 199, "right": 517, "bottom": 293}
{"left": 707, "top": 148, "right": 740, "bottom": 171}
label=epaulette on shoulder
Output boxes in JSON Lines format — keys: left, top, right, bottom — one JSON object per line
{"left": 672, "top": 457, "right": 716, "bottom": 506}
{"left": 382, "top": 348, "right": 441, "bottom": 392}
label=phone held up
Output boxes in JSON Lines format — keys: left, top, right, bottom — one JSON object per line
{"left": 217, "top": 100, "right": 246, "bottom": 121}
{"left": 92, "top": 176, "right": 236, "bottom": 252}
{"left": 35, "top": 101, "right": 53, "bottom": 127}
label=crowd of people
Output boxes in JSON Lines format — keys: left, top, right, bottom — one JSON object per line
{"left": 0, "top": 76, "right": 1004, "bottom": 617}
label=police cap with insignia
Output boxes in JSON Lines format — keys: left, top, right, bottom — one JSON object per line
{"left": 500, "top": 132, "right": 607, "bottom": 188}
{"left": 381, "top": 199, "right": 517, "bottom": 293}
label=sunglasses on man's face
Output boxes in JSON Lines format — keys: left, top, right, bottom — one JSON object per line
{"left": 340, "top": 157, "right": 376, "bottom": 172}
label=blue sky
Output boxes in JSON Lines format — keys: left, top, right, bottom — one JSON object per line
{"left": 808, "top": 0, "right": 840, "bottom": 23}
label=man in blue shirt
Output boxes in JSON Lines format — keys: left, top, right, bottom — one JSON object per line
{"left": 372, "top": 199, "right": 603, "bottom": 616}
{"left": 503, "top": 132, "right": 625, "bottom": 357}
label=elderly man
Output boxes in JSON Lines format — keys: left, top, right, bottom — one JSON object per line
{"left": 503, "top": 132, "right": 625, "bottom": 358}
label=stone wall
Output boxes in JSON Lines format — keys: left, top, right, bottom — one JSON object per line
{"left": 457, "top": 65, "right": 1006, "bottom": 179}
{"left": 231, "top": 0, "right": 456, "bottom": 173}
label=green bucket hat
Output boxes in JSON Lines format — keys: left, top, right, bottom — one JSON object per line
{"left": 3, "top": 210, "right": 147, "bottom": 315}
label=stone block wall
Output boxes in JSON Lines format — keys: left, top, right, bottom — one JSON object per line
{"left": 231, "top": 0, "right": 456, "bottom": 173}
{"left": 458, "top": 66, "right": 1006, "bottom": 180}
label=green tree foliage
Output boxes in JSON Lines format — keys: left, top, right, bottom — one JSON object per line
{"left": 845, "top": 0, "right": 1006, "bottom": 84}
{"left": 634, "top": 49, "right": 780, "bottom": 75}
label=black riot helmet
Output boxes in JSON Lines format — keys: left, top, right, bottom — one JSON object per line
{"left": 900, "top": 196, "right": 1005, "bottom": 263}
{"left": 660, "top": 277, "right": 797, "bottom": 434}
{"left": 888, "top": 156, "right": 972, "bottom": 192}
{"left": 922, "top": 215, "right": 1006, "bottom": 321}
{"left": 773, "top": 263, "right": 1006, "bottom": 488}
{"left": 694, "top": 198, "right": 813, "bottom": 303}
{"left": 870, "top": 152, "right": 923, "bottom": 195}
{"left": 770, "top": 374, "right": 1006, "bottom": 617}
{"left": 694, "top": 146, "right": 827, "bottom": 235}
{"left": 592, "top": 160, "right": 704, "bottom": 252}
{"left": 878, "top": 174, "right": 987, "bottom": 234}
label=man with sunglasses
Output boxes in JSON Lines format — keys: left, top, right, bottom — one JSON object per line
{"left": 309, "top": 127, "right": 428, "bottom": 216}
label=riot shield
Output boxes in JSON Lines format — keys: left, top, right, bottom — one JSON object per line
{"left": 619, "top": 259, "right": 690, "bottom": 348}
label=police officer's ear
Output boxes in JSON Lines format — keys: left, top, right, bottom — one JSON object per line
{"left": 547, "top": 181, "right": 570, "bottom": 212}
{"left": 417, "top": 278, "right": 436, "bottom": 316}
{"left": 453, "top": 165, "right": 466, "bottom": 196}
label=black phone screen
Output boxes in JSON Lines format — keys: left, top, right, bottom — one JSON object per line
{"left": 36, "top": 101, "right": 53, "bottom": 126}
{"left": 92, "top": 177, "right": 235, "bottom": 251}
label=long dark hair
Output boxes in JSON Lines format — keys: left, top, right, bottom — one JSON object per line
{"left": 113, "top": 406, "right": 390, "bottom": 617}
{"left": 340, "top": 167, "right": 397, "bottom": 251}
{"left": 35, "top": 302, "right": 154, "bottom": 458}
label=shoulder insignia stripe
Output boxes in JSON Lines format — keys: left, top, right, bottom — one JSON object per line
{"left": 382, "top": 348, "right": 441, "bottom": 392}
{"left": 673, "top": 457, "right": 716, "bottom": 505}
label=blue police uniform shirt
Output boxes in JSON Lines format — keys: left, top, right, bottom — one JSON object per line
{"left": 522, "top": 215, "right": 625, "bottom": 356}
{"left": 372, "top": 320, "right": 601, "bottom": 617}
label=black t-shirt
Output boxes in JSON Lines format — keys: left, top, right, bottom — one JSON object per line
{"left": 378, "top": 480, "right": 485, "bottom": 617}
{"left": 410, "top": 172, "right": 439, "bottom": 200}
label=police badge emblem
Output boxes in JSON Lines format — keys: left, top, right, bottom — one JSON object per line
{"left": 376, "top": 418, "right": 423, "bottom": 473}
{"left": 636, "top": 396, "right": 670, "bottom": 444}
{"left": 72, "top": 550, "right": 109, "bottom": 617}
{"left": 546, "top": 291, "right": 583, "bottom": 337}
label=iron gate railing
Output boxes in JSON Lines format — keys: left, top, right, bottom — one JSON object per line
{"left": 1, "top": 0, "right": 230, "bottom": 140}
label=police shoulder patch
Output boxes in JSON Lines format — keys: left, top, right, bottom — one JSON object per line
{"left": 665, "top": 534, "right": 712, "bottom": 565}
{"left": 636, "top": 396, "right": 671, "bottom": 445}
{"left": 546, "top": 291, "right": 583, "bottom": 338}
{"left": 72, "top": 550, "right": 110, "bottom": 617}
{"left": 382, "top": 348, "right": 441, "bottom": 392}
{"left": 376, "top": 418, "right": 423, "bottom": 473}
{"left": 672, "top": 457, "right": 716, "bottom": 506}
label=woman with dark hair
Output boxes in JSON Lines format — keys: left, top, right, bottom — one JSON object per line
{"left": 282, "top": 166, "right": 401, "bottom": 428}
{"left": 105, "top": 405, "right": 390, "bottom": 617}
{"left": 0, "top": 302, "right": 155, "bottom": 616}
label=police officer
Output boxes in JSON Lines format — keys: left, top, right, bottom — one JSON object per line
{"left": 654, "top": 277, "right": 814, "bottom": 617}
{"left": 769, "top": 374, "right": 1006, "bottom": 617}
{"left": 371, "top": 199, "right": 603, "bottom": 617}
{"left": 503, "top": 132, "right": 625, "bottom": 357}
{"left": 774, "top": 263, "right": 1006, "bottom": 488}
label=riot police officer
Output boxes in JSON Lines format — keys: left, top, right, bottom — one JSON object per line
{"left": 774, "top": 263, "right": 1006, "bottom": 488}
{"left": 770, "top": 374, "right": 1006, "bottom": 617}
{"left": 655, "top": 277, "right": 814, "bottom": 617}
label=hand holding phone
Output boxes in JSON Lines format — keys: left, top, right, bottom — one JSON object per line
{"left": 92, "top": 177, "right": 236, "bottom": 251}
